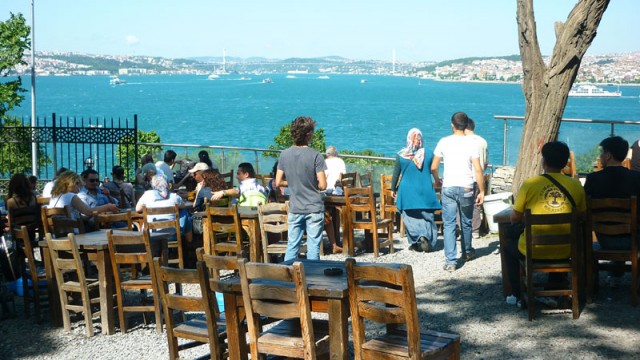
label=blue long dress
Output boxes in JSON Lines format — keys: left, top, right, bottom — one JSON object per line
{"left": 391, "top": 152, "right": 441, "bottom": 248}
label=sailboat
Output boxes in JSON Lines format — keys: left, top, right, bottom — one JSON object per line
{"left": 208, "top": 49, "right": 230, "bottom": 80}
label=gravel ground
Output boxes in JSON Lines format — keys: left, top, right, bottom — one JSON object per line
{"left": 1, "top": 231, "right": 639, "bottom": 359}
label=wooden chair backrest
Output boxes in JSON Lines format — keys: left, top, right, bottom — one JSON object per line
{"left": 379, "top": 174, "right": 396, "bottom": 212}
{"left": 14, "top": 225, "right": 38, "bottom": 282}
{"left": 45, "top": 233, "right": 87, "bottom": 286}
{"left": 523, "top": 210, "right": 579, "bottom": 260}
{"left": 258, "top": 202, "right": 289, "bottom": 241}
{"left": 97, "top": 210, "right": 133, "bottom": 231}
{"left": 37, "top": 196, "right": 50, "bottom": 206}
{"left": 220, "top": 170, "right": 234, "bottom": 189}
{"left": 196, "top": 248, "right": 241, "bottom": 318}
{"left": 107, "top": 229, "right": 151, "bottom": 268}
{"left": 345, "top": 258, "right": 421, "bottom": 356}
{"left": 206, "top": 197, "right": 231, "bottom": 208}
{"left": 341, "top": 172, "right": 357, "bottom": 189}
{"left": 587, "top": 196, "right": 637, "bottom": 251}
{"left": 561, "top": 151, "right": 577, "bottom": 177}
{"left": 237, "top": 259, "right": 316, "bottom": 358}
{"left": 142, "top": 204, "right": 181, "bottom": 233}
{"left": 41, "top": 205, "right": 72, "bottom": 236}
{"left": 205, "top": 203, "right": 242, "bottom": 236}
{"left": 51, "top": 217, "right": 86, "bottom": 238}
{"left": 345, "top": 186, "right": 377, "bottom": 221}
{"left": 358, "top": 172, "right": 372, "bottom": 188}
{"left": 9, "top": 204, "right": 43, "bottom": 241}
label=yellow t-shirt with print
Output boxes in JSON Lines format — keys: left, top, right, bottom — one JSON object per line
{"left": 514, "top": 173, "right": 586, "bottom": 259}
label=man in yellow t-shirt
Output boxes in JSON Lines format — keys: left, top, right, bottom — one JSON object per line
{"left": 504, "top": 141, "right": 586, "bottom": 305}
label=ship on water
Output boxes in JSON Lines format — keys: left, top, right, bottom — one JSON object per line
{"left": 568, "top": 84, "right": 621, "bottom": 97}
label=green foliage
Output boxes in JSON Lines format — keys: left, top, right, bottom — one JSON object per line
{"left": 575, "top": 146, "right": 600, "bottom": 174}
{"left": 266, "top": 123, "right": 326, "bottom": 156}
{"left": 0, "top": 13, "right": 30, "bottom": 118}
{"left": 0, "top": 117, "right": 50, "bottom": 176}
{"left": 47, "top": 54, "right": 171, "bottom": 73}
{"left": 339, "top": 149, "right": 391, "bottom": 166}
{"left": 116, "top": 130, "right": 162, "bottom": 181}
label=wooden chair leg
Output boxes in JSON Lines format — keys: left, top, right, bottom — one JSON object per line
{"left": 632, "top": 261, "right": 638, "bottom": 307}
{"left": 388, "top": 223, "right": 394, "bottom": 254}
{"left": 116, "top": 288, "right": 127, "bottom": 333}
{"left": 373, "top": 230, "right": 379, "bottom": 258}
{"left": 82, "top": 292, "right": 94, "bottom": 337}
{"left": 572, "top": 269, "right": 580, "bottom": 319}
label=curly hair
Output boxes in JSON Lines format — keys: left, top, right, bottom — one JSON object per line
{"left": 51, "top": 171, "right": 82, "bottom": 197}
{"left": 8, "top": 173, "right": 35, "bottom": 205}
{"left": 290, "top": 116, "right": 316, "bottom": 146}
{"left": 202, "top": 169, "right": 228, "bottom": 192}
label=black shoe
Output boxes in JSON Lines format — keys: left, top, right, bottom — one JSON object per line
{"left": 419, "top": 236, "right": 431, "bottom": 253}
{"left": 464, "top": 249, "right": 476, "bottom": 261}
{"left": 408, "top": 243, "right": 423, "bottom": 252}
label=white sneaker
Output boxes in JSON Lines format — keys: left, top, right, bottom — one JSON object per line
{"left": 506, "top": 295, "right": 518, "bottom": 305}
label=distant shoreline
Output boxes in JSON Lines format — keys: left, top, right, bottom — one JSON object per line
{"left": 430, "top": 78, "right": 640, "bottom": 87}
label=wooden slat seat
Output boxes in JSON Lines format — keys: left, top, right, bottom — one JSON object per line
{"left": 346, "top": 258, "right": 460, "bottom": 359}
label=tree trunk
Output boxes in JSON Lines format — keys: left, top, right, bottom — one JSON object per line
{"left": 512, "top": 0, "right": 610, "bottom": 194}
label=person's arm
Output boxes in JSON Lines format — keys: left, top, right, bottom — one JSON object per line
{"left": 510, "top": 209, "right": 524, "bottom": 224}
{"left": 472, "top": 157, "right": 485, "bottom": 205}
{"left": 174, "top": 172, "right": 192, "bottom": 189}
{"left": 275, "top": 169, "right": 287, "bottom": 188}
{"left": 212, "top": 187, "right": 238, "bottom": 200}
{"left": 431, "top": 155, "right": 443, "bottom": 187}
{"left": 71, "top": 195, "right": 118, "bottom": 216}
{"left": 317, "top": 171, "right": 327, "bottom": 191}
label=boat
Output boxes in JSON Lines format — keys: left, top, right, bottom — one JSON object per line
{"left": 287, "top": 69, "right": 309, "bottom": 74}
{"left": 568, "top": 84, "right": 621, "bottom": 97}
{"left": 262, "top": 78, "right": 273, "bottom": 84}
{"left": 207, "top": 49, "right": 231, "bottom": 80}
{"left": 109, "top": 76, "right": 125, "bottom": 85}
{"left": 318, "top": 75, "right": 330, "bottom": 79}
{"left": 360, "top": 79, "right": 367, "bottom": 84}
{"left": 286, "top": 75, "right": 296, "bottom": 79}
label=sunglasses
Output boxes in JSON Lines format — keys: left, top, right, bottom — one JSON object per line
{"left": 87, "top": 179, "right": 100, "bottom": 183}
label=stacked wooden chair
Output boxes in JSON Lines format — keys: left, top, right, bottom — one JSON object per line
{"left": 346, "top": 258, "right": 460, "bottom": 359}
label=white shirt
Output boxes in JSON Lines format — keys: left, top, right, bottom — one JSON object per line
{"left": 136, "top": 190, "right": 183, "bottom": 222}
{"left": 467, "top": 133, "right": 488, "bottom": 172}
{"left": 155, "top": 161, "right": 174, "bottom": 183}
{"left": 325, "top": 157, "right": 346, "bottom": 190}
{"left": 48, "top": 192, "right": 81, "bottom": 220}
{"left": 42, "top": 181, "right": 55, "bottom": 198}
{"left": 434, "top": 134, "right": 479, "bottom": 188}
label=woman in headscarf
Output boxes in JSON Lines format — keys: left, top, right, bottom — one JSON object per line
{"left": 391, "top": 128, "right": 441, "bottom": 252}
{"left": 136, "top": 174, "right": 192, "bottom": 241}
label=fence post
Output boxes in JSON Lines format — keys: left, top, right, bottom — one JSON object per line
{"left": 52, "top": 113, "right": 57, "bottom": 172}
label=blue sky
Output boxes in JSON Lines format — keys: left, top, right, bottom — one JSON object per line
{"left": 1, "top": 0, "right": 638, "bottom": 61}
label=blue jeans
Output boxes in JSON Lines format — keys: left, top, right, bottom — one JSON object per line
{"left": 285, "top": 212, "right": 324, "bottom": 261}
{"left": 401, "top": 209, "right": 438, "bottom": 249}
{"left": 441, "top": 186, "right": 475, "bottom": 265}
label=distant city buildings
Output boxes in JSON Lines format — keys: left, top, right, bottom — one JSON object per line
{"left": 8, "top": 51, "right": 640, "bottom": 84}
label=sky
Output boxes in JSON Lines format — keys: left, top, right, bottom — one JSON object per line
{"left": 1, "top": 0, "right": 638, "bottom": 62}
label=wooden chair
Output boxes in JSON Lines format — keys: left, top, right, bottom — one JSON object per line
{"left": 345, "top": 186, "right": 394, "bottom": 257}
{"left": 9, "top": 204, "right": 44, "bottom": 242}
{"left": 40, "top": 206, "right": 73, "bottom": 237}
{"left": 358, "top": 171, "right": 372, "bottom": 188}
{"left": 341, "top": 171, "right": 357, "bottom": 189}
{"left": 107, "top": 230, "right": 163, "bottom": 333}
{"left": 237, "top": 259, "right": 330, "bottom": 359}
{"left": 45, "top": 232, "right": 101, "bottom": 337}
{"left": 258, "top": 202, "right": 306, "bottom": 263}
{"left": 13, "top": 225, "right": 48, "bottom": 322}
{"left": 97, "top": 210, "right": 133, "bottom": 231}
{"left": 37, "top": 196, "right": 50, "bottom": 206}
{"left": 520, "top": 210, "right": 581, "bottom": 320}
{"left": 153, "top": 258, "right": 227, "bottom": 360}
{"left": 204, "top": 203, "right": 244, "bottom": 257}
{"left": 345, "top": 258, "right": 461, "bottom": 360}
{"left": 586, "top": 196, "right": 638, "bottom": 306}
{"left": 561, "top": 151, "right": 577, "bottom": 178}
{"left": 380, "top": 174, "right": 405, "bottom": 236}
{"left": 142, "top": 204, "right": 184, "bottom": 268}
{"left": 220, "top": 170, "right": 234, "bottom": 189}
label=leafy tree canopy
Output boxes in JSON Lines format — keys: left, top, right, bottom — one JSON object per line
{"left": 116, "top": 129, "right": 162, "bottom": 182}
{"left": 0, "top": 13, "right": 30, "bottom": 119}
{"left": 0, "top": 117, "right": 50, "bottom": 176}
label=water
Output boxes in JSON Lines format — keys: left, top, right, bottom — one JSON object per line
{"left": 8, "top": 74, "right": 640, "bottom": 166}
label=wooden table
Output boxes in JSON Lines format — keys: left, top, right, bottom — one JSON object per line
{"left": 39, "top": 229, "right": 124, "bottom": 335}
{"left": 218, "top": 259, "right": 401, "bottom": 360}
{"left": 493, "top": 207, "right": 514, "bottom": 297}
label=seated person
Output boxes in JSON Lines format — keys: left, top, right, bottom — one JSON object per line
{"left": 211, "top": 163, "right": 268, "bottom": 206}
{"left": 584, "top": 136, "right": 640, "bottom": 285}
{"left": 78, "top": 169, "right": 118, "bottom": 208}
{"left": 198, "top": 150, "right": 219, "bottom": 172}
{"left": 5, "top": 174, "right": 38, "bottom": 234}
{"left": 48, "top": 171, "right": 119, "bottom": 231}
{"left": 504, "top": 141, "right": 586, "bottom": 306}
{"left": 136, "top": 174, "right": 192, "bottom": 242}
{"left": 103, "top": 165, "right": 135, "bottom": 208}
{"left": 135, "top": 154, "right": 154, "bottom": 188}
{"left": 28, "top": 175, "right": 39, "bottom": 196}
{"left": 155, "top": 150, "right": 177, "bottom": 185}
{"left": 324, "top": 145, "right": 346, "bottom": 195}
{"left": 42, "top": 167, "right": 68, "bottom": 198}
{"left": 193, "top": 168, "right": 228, "bottom": 211}
{"left": 266, "top": 161, "right": 287, "bottom": 202}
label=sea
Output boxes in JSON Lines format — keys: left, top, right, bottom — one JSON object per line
{"left": 8, "top": 74, "right": 640, "bottom": 167}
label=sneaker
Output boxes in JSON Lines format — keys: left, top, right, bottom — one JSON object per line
{"left": 408, "top": 243, "right": 423, "bottom": 252}
{"left": 472, "top": 232, "right": 481, "bottom": 240}
{"left": 506, "top": 295, "right": 518, "bottom": 305}
{"left": 443, "top": 263, "right": 456, "bottom": 272}
{"left": 463, "top": 249, "right": 476, "bottom": 261}
{"left": 535, "top": 296, "right": 558, "bottom": 308}
{"left": 419, "top": 236, "right": 431, "bottom": 253}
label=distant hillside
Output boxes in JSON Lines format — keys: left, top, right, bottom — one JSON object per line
{"left": 422, "top": 55, "right": 522, "bottom": 71}
{"left": 47, "top": 53, "right": 172, "bottom": 72}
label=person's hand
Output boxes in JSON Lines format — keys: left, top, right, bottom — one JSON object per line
{"left": 106, "top": 204, "right": 120, "bottom": 213}
{"left": 475, "top": 192, "right": 484, "bottom": 206}
{"left": 211, "top": 191, "right": 224, "bottom": 200}
{"left": 392, "top": 191, "right": 397, "bottom": 199}
{"left": 100, "top": 187, "right": 110, "bottom": 196}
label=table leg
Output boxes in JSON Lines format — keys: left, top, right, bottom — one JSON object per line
{"left": 224, "top": 292, "right": 247, "bottom": 360}
{"left": 248, "top": 219, "right": 261, "bottom": 262}
{"left": 340, "top": 206, "right": 354, "bottom": 256}
{"left": 42, "top": 246, "right": 62, "bottom": 326}
{"left": 328, "top": 298, "right": 349, "bottom": 360}
{"left": 498, "top": 223, "right": 512, "bottom": 297}
{"left": 96, "top": 249, "right": 115, "bottom": 335}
